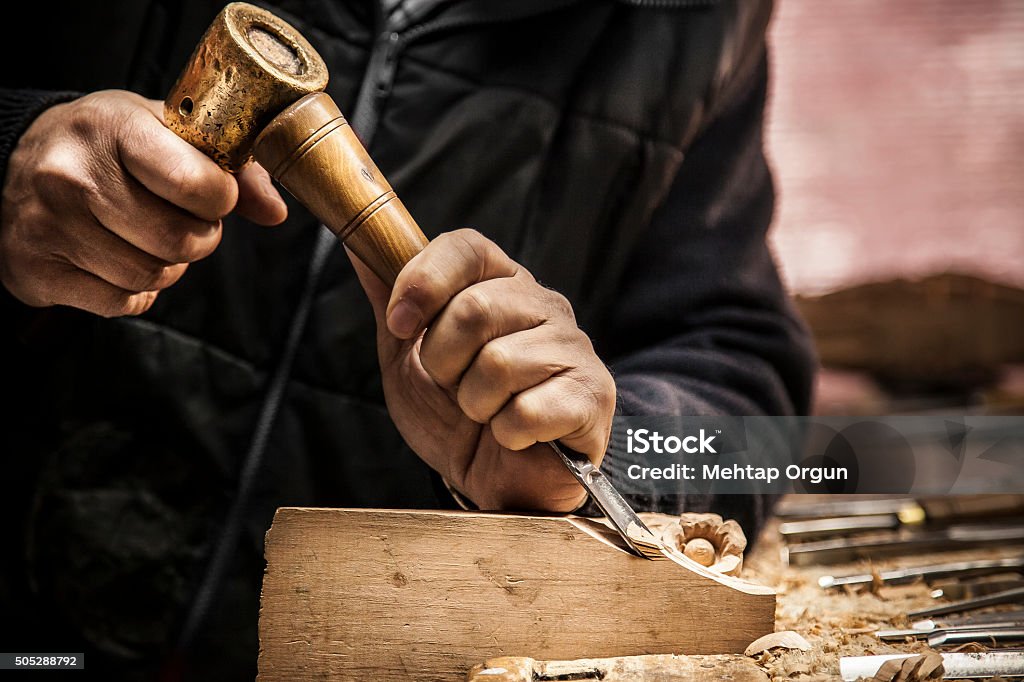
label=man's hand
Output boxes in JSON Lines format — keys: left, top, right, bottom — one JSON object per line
{"left": 350, "top": 229, "right": 616, "bottom": 512}
{"left": 0, "top": 90, "right": 287, "bottom": 316}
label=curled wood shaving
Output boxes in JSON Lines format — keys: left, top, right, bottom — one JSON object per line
{"left": 661, "top": 512, "right": 748, "bottom": 576}
{"left": 744, "top": 630, "right": 813, "bottom": 657}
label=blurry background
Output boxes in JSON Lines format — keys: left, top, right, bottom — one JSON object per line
{"left": 765, "top": 0, "right": 1024, "bottom": 414}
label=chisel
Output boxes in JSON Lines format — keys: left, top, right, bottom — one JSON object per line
{"left": 785, "top": 523, "right": 1024, "bottom": 566}
{"left": 908, "top": 585, "right": 1024, "bottom": 619}
{"left": 818, "top": 556, "right": 1024, "bottom": 589}
{"left": 878, "top": 621, "right": 1024, "bottom": 641}
{"left": 841, "top": 651, "right": 1024, "bottom": 680}
{"left": 548, "top": 442, "right": 660, "bottom": 559}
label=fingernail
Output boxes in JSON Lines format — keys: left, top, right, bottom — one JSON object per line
{"left": 388, "top": 299, "right": 422, "bottom": 337}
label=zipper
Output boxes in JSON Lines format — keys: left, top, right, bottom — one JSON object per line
{"left": 349, "top": 27, "right": 401, "bottom": 143}
{"left": 375, "top": 31, "right": 402, "bottom": 100}
{"left": 351, "top": 0, "right": 714, "bottom": 141}
{"left": 351, "top": 0, "right": 591, "bottom": 143}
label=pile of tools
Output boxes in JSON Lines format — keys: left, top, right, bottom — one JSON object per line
{"left": 777, "top": 495, "right": 1024, "bottom": 680}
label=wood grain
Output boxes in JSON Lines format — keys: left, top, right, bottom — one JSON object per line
{"left": 253, "top": 93, "right": 428, "bottom": 285}
{"left": 257, "top": 508, "right": 775, "bottom": 681}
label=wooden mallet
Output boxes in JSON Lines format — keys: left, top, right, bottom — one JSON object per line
{"left": 164, "top": 1, "right": 428, "bottom": 285}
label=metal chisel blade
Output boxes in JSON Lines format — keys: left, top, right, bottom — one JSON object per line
{"left": 878, "top": 621, "right": 1024, "bottom": 641}
{"left": 547, "top": 441, "right": 663, "bottom": 560}
{"left": 819, "top": 556, "right": 1024, "bottom": 589}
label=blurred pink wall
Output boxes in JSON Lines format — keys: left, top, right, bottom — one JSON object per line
{"left": 766, "top": 0, "right": 1024, "bottom": 295}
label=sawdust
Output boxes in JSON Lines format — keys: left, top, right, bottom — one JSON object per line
{"left": 744, "top": 516, "right": 1022, "bottom": 682}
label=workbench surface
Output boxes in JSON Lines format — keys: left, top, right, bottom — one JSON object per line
{"left": 745, "top": 511, "right": 1017, "bottom": 681}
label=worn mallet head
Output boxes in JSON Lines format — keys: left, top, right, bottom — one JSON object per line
{"left": 164, "top": 2, "right": 328, "bottom": 172}
{"left": 166, "top": 1, "right": 428, "bottom": 285}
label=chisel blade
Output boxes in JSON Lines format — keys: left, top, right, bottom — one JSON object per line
{"left": 548, "top": 441, "right": 663, "bottom": 560}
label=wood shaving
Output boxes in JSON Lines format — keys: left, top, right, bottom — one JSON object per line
{"left": 660, "top": 512, "right": 748, "bottom": 576}
{"left": 745, "top": 631, "right": 813, "bottom": 657}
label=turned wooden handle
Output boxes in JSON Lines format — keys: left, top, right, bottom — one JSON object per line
{"left": 253, "top": 92, "right": 428, "bottom": 285}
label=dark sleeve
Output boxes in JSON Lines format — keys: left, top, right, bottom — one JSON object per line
{"left": 0, "top": 89, "right": 80, "bottom": 313}
{"left": 587, "top": 55, "right": 818, "bottom": 538}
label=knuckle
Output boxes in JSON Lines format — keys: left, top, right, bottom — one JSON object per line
{"left": 64, "top": 93, "right": 115, "bottom": 134}
{"left": 490, "top": 415, "right": 529, "bottom": 452}
{"left": 31, "top": 149, "right": 84, "bottom": 196}
{"left": 510, "top": 392, "right": 544, "bottom": 431}
{"left": 127, "top": 262, "right": 184, "bottom": 292}
{"left": 457, "top": 385, "right": 489, "bottom": 424}
{"left": 453, "top": 228, "right": 502, "bottom": 263}
{"left": 154, "top": 263, "right": 187, "bottom": 289}
{"left": 168, "top": 157, "right": 205, "bottom": 201}
{"left": 107, "top": 291, "right": 156, "bottom": 318}
{"left": 571, "top": 368, "right": 616, "bottom": 421}
{"left": 476, "top": 341, "right": 514, "bottom": 386}
{"left": 450, "top": 227, "right": 486, "bottom": 249}
{"left": 161, "top": 221, "right": 221, "bottom": 262}
{"left": 449, "top": 288, "right": 493, "bottom": 334}
{"left": 394, "top": 258, "right": 448, "bottom": 312}
{"left": 544, "top": 288, "right": 575, "bottom": 319}
{"left": 96, "top": 295, "right": 130, "bottom": 318}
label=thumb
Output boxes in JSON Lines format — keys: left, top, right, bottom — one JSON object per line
{"left": 235, "top": 162, "right": 288, "bottom": 226}
{"left": 139, "top": 98, "right": 287, "bottom": 226}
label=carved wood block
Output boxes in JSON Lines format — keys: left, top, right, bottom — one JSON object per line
{"left": 257, "top": 508, "right": 775, "bottom": 681}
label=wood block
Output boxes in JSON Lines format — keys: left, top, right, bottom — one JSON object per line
{"left": 257, "top": 508, "right": 775, "bottom": 681}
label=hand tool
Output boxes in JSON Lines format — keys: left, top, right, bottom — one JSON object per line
{"left": 774, "top": 497, "right": 914, "bottom": 519}
{"left": 780, "top": 496, "right": 1024, "bottom": 542}
{"left": 878, "top": 621, "right": 1024, "bottom": 641}
{"left": 167, "top": 3, "right": 652, "bottom": 554}
{"left": 927, "top": 627, "right": 1024, "bottom": 647}
{"left": 913, "top": 608, "right": 1024, "bottom": 631}
{"left": 548, "top": 442, "right": 659, "bottom": 559}
{"left": 784, "top": 523, "right": 1024, "bottom": 566}
{"left": 776, "top": 495, "right": 1024, "bottom": 523}
{"left": 780, "top": 513, "right": 903, "bottom": 542}
{"left": 818, "top": 556, "right": 1024, "bottom": 589}
{"left": 166, "top": 2, "right": 425, "bottom": 285}
{"left": 841, "top": 651, "right": 1024, "bottom": 680}
{"left": 930, "top": 577, "right": 1024, "bottom": 600}
{"left": 907, "top": 585, "right": 1024, "bottom": 619}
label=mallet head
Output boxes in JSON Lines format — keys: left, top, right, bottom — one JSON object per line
{"left": 164, "top": 2, "right": 328, "bottom": 172}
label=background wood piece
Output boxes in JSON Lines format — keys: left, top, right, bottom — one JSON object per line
{"left": 795, "top": 273, "right": 1024, "bottom": 390}
{"left": 467, "top": 653, "right": 769, "bottom": 681}
{"left": 258, "top": 508, "right": 775, "bottom": 681}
